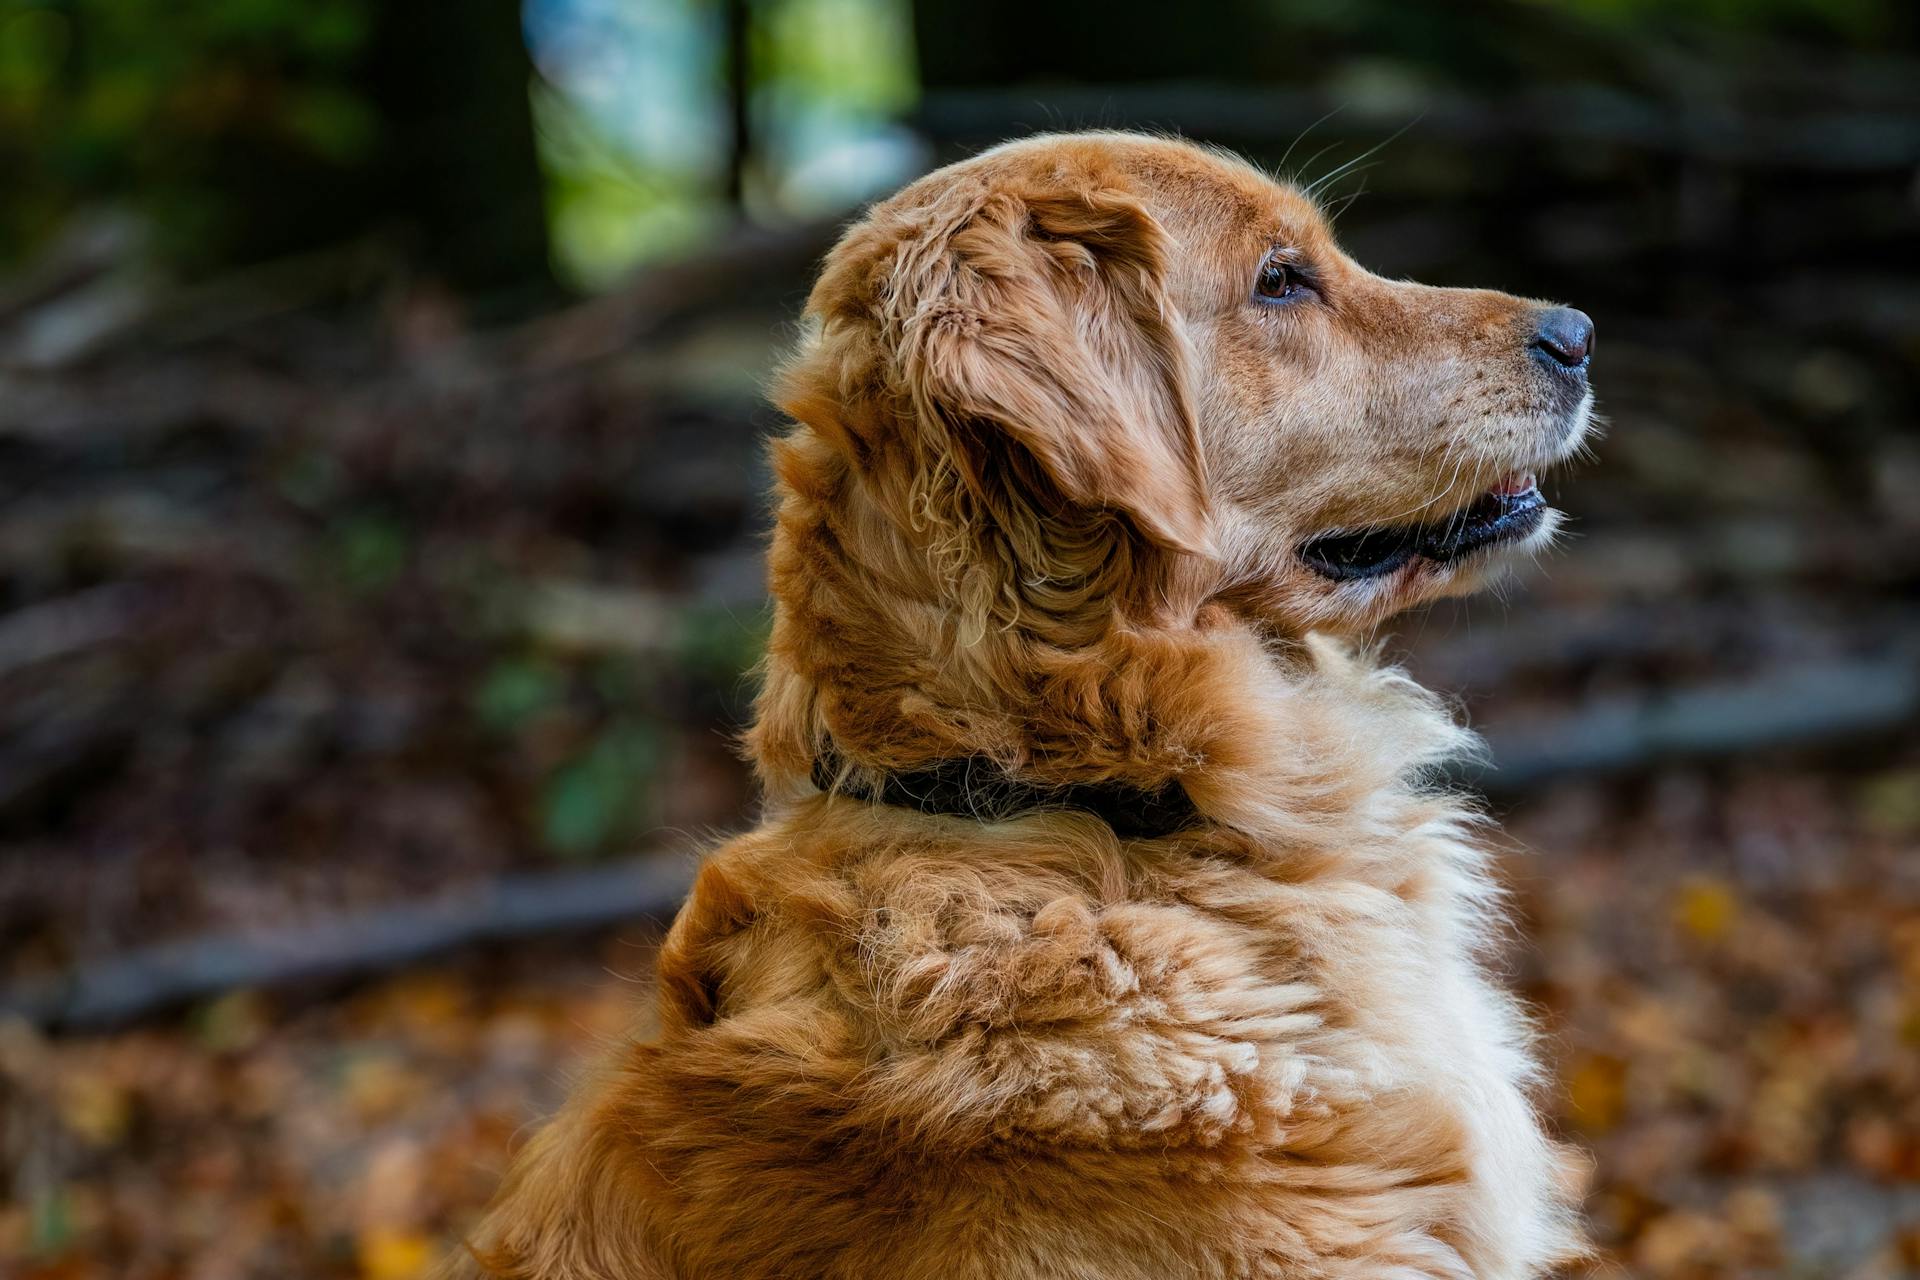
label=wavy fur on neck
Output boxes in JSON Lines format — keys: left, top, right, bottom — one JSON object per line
{"left": 749, "top": 426, "right": 1466, "bottom": 844}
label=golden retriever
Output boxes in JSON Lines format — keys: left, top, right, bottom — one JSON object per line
{"left": 449, "top": 132, "right": 1594, "bottom": 1279}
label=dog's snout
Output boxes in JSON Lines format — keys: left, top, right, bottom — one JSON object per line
{"left": 1529, "top": 307, "right": 1594, "bottom": 370}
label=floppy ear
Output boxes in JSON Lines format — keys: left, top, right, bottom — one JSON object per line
{"left": 777, "top": 178, "right": 1200, "bottom": 558}
{"left": 899, "top": 183, "right": 1211, "bottom": 555}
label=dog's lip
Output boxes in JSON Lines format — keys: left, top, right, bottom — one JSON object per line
{"left": 1419, "top": 478, "right": 1547, "bottom": 560}
{"left": 1299, "top": 473, "right": 1548, "bottom": 581}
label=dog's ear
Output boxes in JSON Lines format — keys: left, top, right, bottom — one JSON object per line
{"left": 785, "top": 179, "right": 1212, "bottom": 557}
{"left": 908, "top": 184, "right": 1211, "bottom": 555}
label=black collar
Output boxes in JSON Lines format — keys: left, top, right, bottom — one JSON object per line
{"left": 811, "top": 752, "right": 1200, "bottom": 840}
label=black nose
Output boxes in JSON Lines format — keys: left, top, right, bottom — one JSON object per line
{"left": 1530, "top": 307, "right": 1594, "bottom": 369}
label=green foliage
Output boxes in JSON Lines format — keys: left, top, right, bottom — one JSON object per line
{"left": 473, "top": 657, "right": 569, "bottom": 735}
{"left": 531, "top": 0, "right": 921, "bottom": 286}
{"left": 531, "top": 80, "right": 725, "bottom": 290}
{"left": 326, "top": 512, "right": 409, "bottom": 593}
{"left": 677, "top": 603, "right": 770, "bottom": 687}
{"left": 539, "top": 721, "right": 660, "bottom": 859}
{"left": 0, "top": 0, "right": 375, "bottom": 265}
{"left": 470, "top": 655, "right": 680, "bottom": 860}
{"left": 757, "top": 0, "right": 916, "bottom": 119}
{"left": 29, "top": 1183, "right": 72, "bottom": 1257}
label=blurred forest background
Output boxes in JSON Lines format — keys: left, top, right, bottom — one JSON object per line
{"left": 1, "top": 0, "right": 1918, "bottom": 1276}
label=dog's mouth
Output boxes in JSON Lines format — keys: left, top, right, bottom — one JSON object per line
{"left": 1299, "top": 473, "right": 1548, "bottom": 581}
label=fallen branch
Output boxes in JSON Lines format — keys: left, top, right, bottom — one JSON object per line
{"left": 2, "top": 852, "right": 696, "bottom": 1031}
{"left": 1470, "top": 650, "right": 1920, "bottom": 793}
{"left": 8, "top": 653, "right": 1914, "bottom": 1030}
{"left": 0, "top": 583, "right": 149, "bottom": 679}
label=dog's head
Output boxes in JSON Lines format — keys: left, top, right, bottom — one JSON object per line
{"left": 778, "top": 132, "right": 1593, "bottom": 637}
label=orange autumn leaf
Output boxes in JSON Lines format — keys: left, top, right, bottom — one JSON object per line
{"left": 358, "top": 1227, "right": 433, "bottom": 1280}
{"left": 1565, "top": 1053, "right": 1629, "bottom": 1134}
{"left": 1672, "top": 877, "right": 1738, "bottom": 943}
{"left": 58, "top": 1074, "right": 130, "bottom": 1147}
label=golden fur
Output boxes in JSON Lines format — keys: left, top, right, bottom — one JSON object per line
{"left": 448, "top": 133, "right": 1593, "bottom": 1279}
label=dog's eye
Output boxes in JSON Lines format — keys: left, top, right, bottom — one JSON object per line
{"left": 1255, "top": 256, "right": 1301, "bottom": 302}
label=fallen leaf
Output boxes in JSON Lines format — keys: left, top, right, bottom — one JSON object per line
{"left": 358, "top": 1227, "right": 433, "bottom": 1280}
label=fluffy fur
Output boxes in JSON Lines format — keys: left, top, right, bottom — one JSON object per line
{"left": 448, "top": 133, "right": 1593, "bottom": 1279}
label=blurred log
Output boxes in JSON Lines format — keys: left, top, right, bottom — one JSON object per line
{"left": 1471, "top": 650, "right": 1920, "bottom": 793}
{"left": 1407, "top": 603, "right": 1920, "bottom": 691}
{"left": 519, "top": 581, "right": 681, "bottom": 655}
{"left": 8, "top": 649, "right": 1917, "bottom": 1029}
{"left": 0, "top": 584, "right": 146, "bottom": 679}
{"left": 0, "top": 214, "right": 145, "bottom": 329}
{"left": 1, "top": 853, "right": 696, "bottom": 1031}
{"left": 506, "top": 219, "right": 837, "bottom": 373}
{"left": 0, "top": 270, "right": 161, "bottom": 371}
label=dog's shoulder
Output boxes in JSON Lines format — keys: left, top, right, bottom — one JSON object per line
{"left": 644, "top": 810, "right": 1341, "bottom": 1155}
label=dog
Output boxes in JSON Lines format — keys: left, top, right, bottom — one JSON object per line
{"left": 449, "top": 132, "right": 1594, "bottom": 1279}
